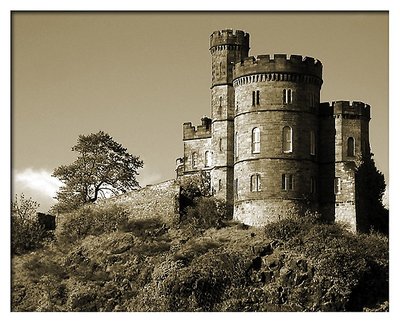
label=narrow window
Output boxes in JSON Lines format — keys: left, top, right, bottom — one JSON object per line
{"left": 218, "top": 179, "right": 222, "bottom": 191}
{"left": 205, "top": 151, "right": 212, "bottom": 167}
{"left": 219, "top": 96, "right": 222, "bottom": 107}
{"left": 283, "top": 89, "right": 292, "bottom": 104}
{"left": 256, "top": 90, "right": 260, "bottom": 105}
{"left": 252, "top": 91, "right": 256, "bottom": 106}
{"left": 219, "top": 138, "right": 223, "bottom": 152}
{"left": 282, "top": 174, "right": 294, "bottom": 191}
{"left": 310, "top": 130, "right": 316, "bottom": 156}
{"left": 334, "top": 177, "right": 341, "bottom": 194}
{"left": 235, "top": 132, "right": 239, "bottom": 159}
{"left": 234, "top": 178, "right": 238, "bottom": 197}
{"left": 250, "top": 174, "right": 261, "bottom": 192}
{"left": 347, "top": 137, "right": 355, "bottom": 157}
{"left": 310, "top": 176, "right": 316, "bottom": 194}
{"left": 282, "top": 174, "right": 287, "bottom": 191}
{"left": 282, "top": 126, "right": 293, "bottom": 153}
{"left": 288, "top": 174, "right": 294, "bottom": 190}
{"left": 192, "top": 152, "right": 198, "bottom": 168}
{"left": 252, "top": 127, "right": 261, "bottom": 153}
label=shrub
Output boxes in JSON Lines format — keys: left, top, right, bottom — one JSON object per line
{"left": 120, "top": 217, "right": 168, "bottom": 238}
{"left": 56, "top": 204, "right": 129, "bottom": 244}
{"left": 181, "top": 197, "right": 228, "bottom": 230}
{"left": 11, "top": 217, "right": 51, "bottom": 255}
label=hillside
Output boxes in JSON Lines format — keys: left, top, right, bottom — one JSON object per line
{"left": 11, "top": 202, "right": 388, "bottom": 312}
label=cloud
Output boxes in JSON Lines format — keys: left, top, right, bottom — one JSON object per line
{"left": 14, "top": 168, "right": 63, "bottom": 199}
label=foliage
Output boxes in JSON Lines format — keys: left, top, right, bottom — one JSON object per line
{"left": 56, "top": 204, "right": 129, "bottom": 244}
{"left": 355, "top": 152, "right": 388, "bottom": 234}
{"left": 178, "top": 171, "right": 211, "bottom": 210}
{"left": 52, "top": 131, "right": 143, "bottom": 213}
{"left": 11, "top": 194, "right": 51, "bottom": 255}
{"left": 182, "top": 197, "right": 229, "bottom": 230}
{"left": 11, "top": 204, "right": 389, "bottom": 312}
{"left": 11, "top": 193, "right": 40, "bottom": 222}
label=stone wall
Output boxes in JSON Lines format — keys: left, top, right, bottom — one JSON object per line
{"left": 99, "top": 179, "right": 180, "bottom": 225}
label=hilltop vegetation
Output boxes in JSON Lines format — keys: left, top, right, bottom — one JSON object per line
{"left": 11, "top": 198, "right": 388, "bottom": 312}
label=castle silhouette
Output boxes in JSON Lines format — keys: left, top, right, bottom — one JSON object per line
{"left": 176, "top": 29, "right": 371, "bottom": 232}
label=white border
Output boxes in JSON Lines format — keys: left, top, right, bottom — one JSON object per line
{"left": 1, "top": 1, "right": 398, "bottom": 322}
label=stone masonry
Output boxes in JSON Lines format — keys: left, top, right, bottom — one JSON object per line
{"left": 176, "top": 29, "right": 372, "bottom": 232}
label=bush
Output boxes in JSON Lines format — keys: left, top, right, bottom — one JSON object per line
{"left": 11, "top": 217, "right": 51, "bottom": 255}
{"left": 120, "top": 217, "right": 168, "bottom": 238}
{"left": 181, "top": 197, "right": 228, "bottom": 230}
{"left": 56, "top": 204, "right": 129, "bottom": 244}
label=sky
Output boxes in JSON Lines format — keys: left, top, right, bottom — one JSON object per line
{"left": 11, "top": 12, "right": 389, "bottom": 212}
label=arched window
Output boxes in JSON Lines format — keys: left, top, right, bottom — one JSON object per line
{"left": 282, "top": 126, "right": 293, "bottom": 153}
{"left": 250, "top": 174, "right": 261, "bottom": 192}
{"left": 310, "top": 130, "right": 316, "bottom": 156}
{"left": 347, "top": 137, "right": 355, "bottom": 157}
{"left": 192, "top": 152, "right": 198, "bottom": 168}
{"left": 252, "top": 127, "right": 261, "bottom": 153}
{"left": 205, "top": 151, "right": 212, "bottom": 167}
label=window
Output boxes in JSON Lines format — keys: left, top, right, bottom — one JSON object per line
{"left": 192, "top": 152, "right": 198, "bottom": 168}
{"left": 205, "top": 151, "right": 212, "bottom": 167}
{"left": 234, "top": 178, "right": 238, "bottom": 197}
{"left": 282, "top": 126, "right": 293, "bottom": 153}
{"left": 310, "top": 130, "right": 316, "bottom": 156}
{"left": 282, "top": 174, "right": 294, "bottom": 191}
{"left": 310, "top": 176, "right": 316, "bottom": 194}
{"left": 235, "top": 132, "right": 239, "bottom": 158}
{"left": 334, "top": 177, "right": 341, "bottom": 195}
{"left": 283, "top": 89, "right": 292, "bottom": 104}
{"left": 252, "top": 90, "right": 260, "bottom": 106}
{"left": 250, "top": 174, "right": 261, "bottom": 192}
{"left": 219, "top": 138, "right": 223, "bottom": 152}
{"left": 218, "top": 179, "right": 222, "bottom": 191}
{"left": 347, "top": 137, "right": 355, "bottom": 157}
{"left": 252, "top": 127, "right": 261, "bottom": 153}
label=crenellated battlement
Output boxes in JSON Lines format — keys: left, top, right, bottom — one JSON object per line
{"left": 210, "top": 29, "right": 250, "bottom": 50}
{"left": 183, "top": 116, "right": 212, "bottom": 140}
{"left": 233, "top": 54, "right": 322, "bottom": 81}
{"left": 319, "top": 101, "right": 370, "bottom": 119}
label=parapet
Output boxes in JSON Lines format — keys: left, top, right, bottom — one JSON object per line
{"left": 233, "top": 54, "right": 323, "bottom": 81}
{"left": 210, "top": 29, "right": 250, "bottom": 49}
{"left": 183, "top": 116, "right": 212, "bottom": 140}
{"left": 319, "top": 101, "right": 371, "bottom": 119}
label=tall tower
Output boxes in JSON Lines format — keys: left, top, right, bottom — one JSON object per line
{"left": 333, "top": 101, "right": 370, "bottom": 231}
{"left": 232, "top": 55, "right": 323, "bottom": 225}
{"left": 209, "top": 30, "right": 249, "bottom": 206}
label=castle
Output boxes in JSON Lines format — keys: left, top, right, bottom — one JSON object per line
{"left": 175, "top": 29, "right": 371, "bottom": 232}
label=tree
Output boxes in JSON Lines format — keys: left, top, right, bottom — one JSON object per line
{"left": 11, "top": 194, "right": 47, "bottom": 255}
{"left": 355, "top": 152, "right": 388, "bottom": 234}
{"left": 11, "top": 193, "right": 40, "bottom": 223}
{"left": 52, "top": 131, "right": 143, "bottom": 213}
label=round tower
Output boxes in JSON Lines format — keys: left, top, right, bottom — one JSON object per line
{"left": 209, "top": 30, "right": 249, "bottom": 205}
{"left": 232, "top": 54, "right": 323, "bottom": 225}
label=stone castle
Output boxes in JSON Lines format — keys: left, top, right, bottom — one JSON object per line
{"left": 175, "top": 29, "right": 372, "bottom": 232}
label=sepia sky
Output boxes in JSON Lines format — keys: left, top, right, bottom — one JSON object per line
{"left": 11, "top": 11, "right": 388, "bottom": 212}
